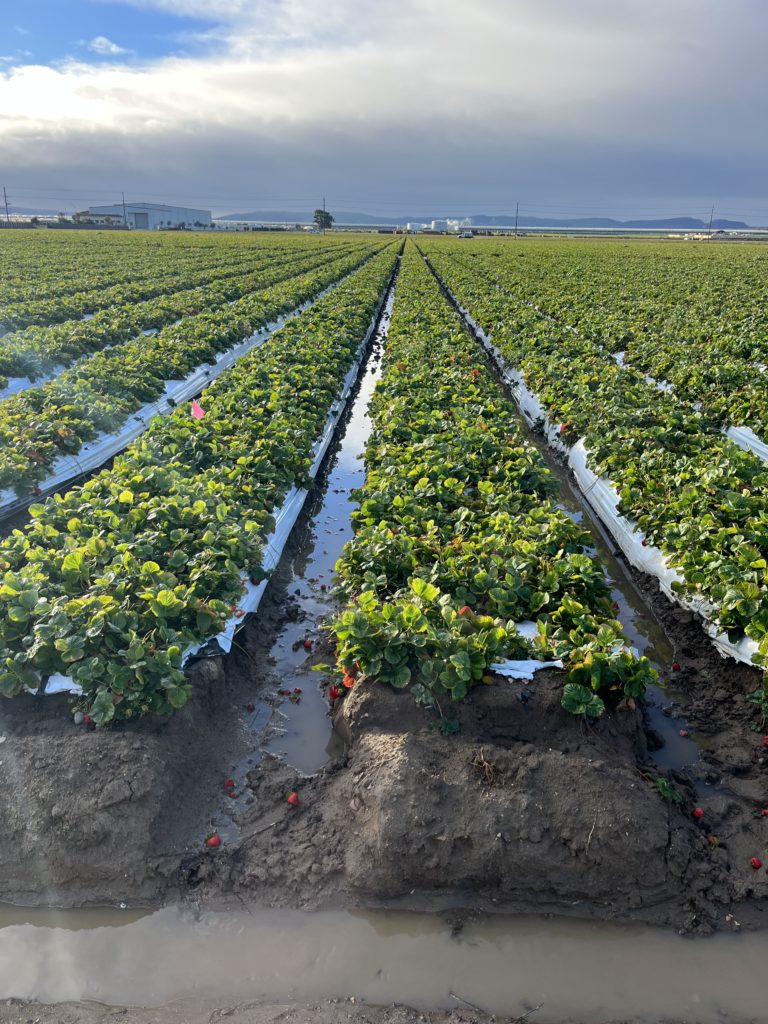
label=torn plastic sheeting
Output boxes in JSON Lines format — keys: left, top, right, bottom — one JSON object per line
{"left": 490, "top": 659, "right": 564, "bottom": 680}
{"left": 0, "top": 279, "right": 348, "bottom": 521}
{"left": 439, "top": 274, "right": 761, "bottom": 671}
{"left": 45, "top": 673, "right": 83, "bottom": 696}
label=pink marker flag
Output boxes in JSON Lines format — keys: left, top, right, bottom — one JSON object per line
{"left": 191, "top": 399, "right": 205, "bottom": 420}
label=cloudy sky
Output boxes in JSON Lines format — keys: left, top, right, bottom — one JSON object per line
{"left": 1, "top": 0, "right": 767, "bottom": 221}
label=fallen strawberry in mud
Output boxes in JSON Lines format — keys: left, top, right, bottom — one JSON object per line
{"left": 205, "top": 832, "right": 221, "bottom": 849}
{"left": 750, "top": 857, "right": 763, "bottom": 870}
{"left": 762, "top": 735, "right": 768, "bottom": 748}
{"left": 679, "top": 729, "right": 690, "bottom": 738}
{"left": 692, "top": 807, "right": 705, "bottom": 820}
{"left": 245, "top": 703, "right": 256, "bottom": 712}
{"left": 672, "top": 662, "right": 681, "bottom": 672}
{"left": 287, "top": 791, "right": 300, "bottom": 807}
{"left": 707, "top": 835, "right": 720, "bottom": 847}
{"left": 223, "top": 778, "right": 235, "bottom": 790}
{"left": 303, "top": 638, "right": 312, "bottom": 651}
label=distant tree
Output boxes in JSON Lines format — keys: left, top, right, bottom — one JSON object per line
{"left": 314, "top": 208, "right": 334, "bottom": 232}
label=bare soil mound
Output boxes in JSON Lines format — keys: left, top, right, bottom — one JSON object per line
{"left": 198, "top": 672, "right": 731, "bottom": 931}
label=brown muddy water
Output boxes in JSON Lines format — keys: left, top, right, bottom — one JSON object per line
{"left": 0, "top": 903, "right": 766, "bottom": 1021}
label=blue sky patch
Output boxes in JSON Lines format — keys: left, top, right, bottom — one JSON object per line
{"left": 4, "top": 0, "right": 219, "bottom": 66}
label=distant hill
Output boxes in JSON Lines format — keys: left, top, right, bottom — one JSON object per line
{"left": 219, "top": 210, "right": 752, "bottom": 230}
{"left": 218, "top": 210, "right": 389, "bottom": 225}
{"left": 470, "top": 215, "right": 751, "bottom": 230}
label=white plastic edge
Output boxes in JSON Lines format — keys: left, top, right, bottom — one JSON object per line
{"left": 44, "top": 269, "right": 394, "bottom": 696}
{"left": 0, "top": 272, "right": 361, "bottom": 521}
{"left": 446, "top": 282, "right": 761, "bottom": 670}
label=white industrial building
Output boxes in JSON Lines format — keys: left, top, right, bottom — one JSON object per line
{"left": 82, "top": 202, "right": 212, "bottom": 230}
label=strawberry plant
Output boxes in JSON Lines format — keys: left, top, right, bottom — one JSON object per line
{"left": 0, "top": 247, "right": 398, "bottom": 721}
{"left": 332, "top": 247, "right": 656, "bottom": 716}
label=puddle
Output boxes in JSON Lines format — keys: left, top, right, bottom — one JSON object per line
{"left": 0, "top": 903, "right": 766, "bottom": 1020}
{"left": 258, "top": 289, "right": 394, "bottom": 775}
{"left": 522, "top": 419, "right": 699, "bottom": 769}
{"left": 213, "top": 270, "right": 394, "bottom": 784}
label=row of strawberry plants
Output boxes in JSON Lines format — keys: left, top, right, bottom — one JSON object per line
{"left": 422, "top": 242, "right": 768, "bottom": 673}
{"left": 0, "top": 233, "right": 361, "bottom": 308}
{"left": 0, "top": 237, "right": 355, "bottom": 330}
{"left": 0, "top": 244, "right": 383, "bottom": 497}
{"left": 0, "top": 235, "right": 299, "bottom": 307}
{"left": 0, "top": 241, "right": 366, "bottom": 386}
{"left": 0, "top": 245, "right": 398, "bottom": 722}
{"left": 331, "top": 246, "right": 655, "bottom": 717}
{"left": 433, "top": 241, "right": 768, "bottom": 438}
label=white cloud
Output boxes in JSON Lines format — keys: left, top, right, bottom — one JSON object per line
{"left": 1, "top": 0, "right": 767, "bottom": 214}
{"left": 88, "top": 36, "right": 133, "bottom": 56}
{"left": 13, "top": 26, "right": 30, "bottom": 36}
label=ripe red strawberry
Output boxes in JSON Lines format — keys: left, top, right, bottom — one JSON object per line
{"left": 692, "top": 807, "right": 704, "bottom": 820}
{"left": 223, "top": 779, "right": 235, "bottom": 790}
{"left": 458, "top": 605, "right": 472, "bottom": 616}
{"left": 293, "top": 688, "right": 302, "bottom": 695}
{"left": 641, "top": 539, "right": 647, "bottom": 547}
{"left": 83, "top": 713, "right": 92, "bottom": 726}
{"left": 227, "top": 790, "right": 237, "bottom": 799}
{"left": 762, "top": 735, "right": 768, "bottom": 748}
{"left": 679, "top": 729, "right": 690, "bottom": 738}
{"left": 762, "top": 808, "right": 768, "bottom": 817}
{"left": 342, "top": 673, "right": 356, "bottom": 689}
{"left": 329, "top": 686, "right": 342, "bottom": 701}
{"left": 750, "top": 857, "right": 762, "bottom": 870}
{"left": 235, "top": 609, "right": 245, "bottom": 619}
{"left": 706, "top": 835, "right": 719, "bottom": 846}
{"left": 246, "top": 703, "right": 256, "bottom": 712}
{"left": 287, "top": 791, "right": 299, "bottom": 807}
{"left": 303, "top": 639, "right": 312, "bottom": 651}
{"left": 205, "top": 833, "right": 221, "bottom": 848}
{"left": 672, "top": 662, "right": 681, "bottom": 671}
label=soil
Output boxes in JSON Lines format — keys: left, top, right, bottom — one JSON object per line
{"left": 183, "top": 663, "right": 763, "bottom": 933}
{"left": 0, "top": 998, "right": 692, "bottom": 1024}
{"left": 0, "top": 250, "right": 766, "bottom": 943}
{"left": 0, "top": 430, "right": 767, "bottom": 934}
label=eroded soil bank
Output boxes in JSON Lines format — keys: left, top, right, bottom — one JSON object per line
{"left": 0, "top": 1001, "right": 699, "bottom": 1024}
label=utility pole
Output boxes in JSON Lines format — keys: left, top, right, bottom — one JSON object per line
{"left": 2, "top": 186, "right": 10, "bottom": 225}
{"left": 121, "top": 191, "right": 127, "bottom": 227}
{"left": 514, "top": 200, "right": 519, "bottom": 239}
{"left": 707, "top": 203, "right": 715, "bottom": 238}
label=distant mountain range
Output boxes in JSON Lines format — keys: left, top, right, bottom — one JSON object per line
{"left": 219, "top": 210, "right": 753, "bottom": 230}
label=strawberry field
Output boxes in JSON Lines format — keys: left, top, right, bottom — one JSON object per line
{"left": 0, "top": 229, "right": 767, "bottom": 928}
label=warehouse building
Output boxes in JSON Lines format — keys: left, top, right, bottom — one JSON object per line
{"left": 81, "top": 202, "right": 212, "bottom": 230}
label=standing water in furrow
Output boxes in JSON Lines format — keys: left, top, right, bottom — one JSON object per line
{"left": 209, "top": 257, "right": 401, "bottom": 813}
